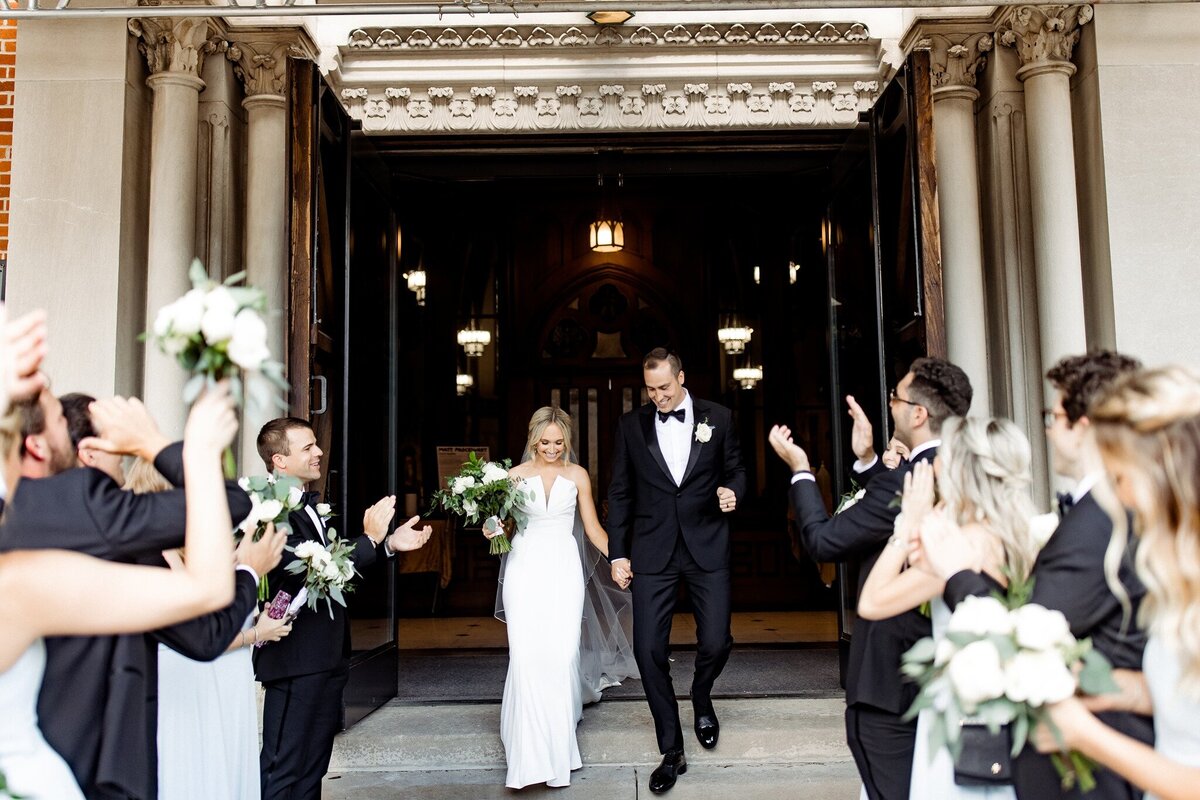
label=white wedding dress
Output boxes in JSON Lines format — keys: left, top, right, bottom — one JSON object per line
{"left": 1144, "top": 634, "right": 1200, "bottom": 800}
{"left": 500, "top": 475, "right": 585, "bottom": 789}
{"left": 0, "top": 640, "right": 86, "bottom": 800}
{"left": 910, "top": 596, "right": 1017, "bottom": 800}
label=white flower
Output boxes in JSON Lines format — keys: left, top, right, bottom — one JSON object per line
{"left": 316, "top": 503, "right": 332, "bottom": 518}
{"left": 946, "top": 595, "right": 1014, "bottom": 638}
{"left": 294, "top": 541, "right": 321, "bottom": 560}
{"left": 227, "top": 309, "right": 271, "bottom": 370}
{"left": 1004, "top": 649, "right": 1076, "bottom": 707}
{"left": 237, "top": 477, "right": 250, "bottom": 491}
{"left": 321, "top": 561, "right": 342, "bottom": 581}
{"left": 1029, "top": 512, "right": 1060, "bottom": 551}
{"left": 463, "top": 499, "right": 478, "bottom": 516}
{"left": 311, "top": 549, "right": 332, "bottom": 568}
{"left": 947, "top": 640, "right": 1007, "bottom": 711}
{"left": 161, "top": 335, "right": 189, "bottom": 357}
{"left": 287, "top": 485, "right": 304, "bottom": 509}
{"left": 171, "top": 289, "right": 207, "bottom": 337}
{"left": 695, "top": 421, "right": 713, "bottom": 443}
{"left": 451, "top": 476, "right": 476, "bottom": 495}
{"left": 266, "top": 474, "right": 277, "bottom": 484}
{"left": 200, "top": 286, "right": 239, "bottom": 342}
{"left": 836, "top": 488, "right": 866, "bottom": 514}
{"left": 934, "top": 637, "right": 958, "bottom": 667}
{"left": 255, "top": 499, "right": 283, "bottom": 523}
{"left": 1011, "top": 603, "right": 1073, "bottom": 651}
{"left": 481, "top": 463, "right": 510, "bottom": 484}
{"left": 153, "top": 303, "right": 176, "bottom": 338}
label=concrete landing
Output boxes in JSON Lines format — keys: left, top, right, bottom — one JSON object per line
{"left": 323, "top": 697, "right": 861, "bottom": 798}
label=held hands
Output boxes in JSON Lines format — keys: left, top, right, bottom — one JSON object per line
{"left": 610, "top": 558, "right": 632, "bottom": 589}
{"left": 83, "top": 394, "right": 175, "bottom": 461}
{"left": 363, "top": 495, "right": 397, "bottom": 545}
{"left": 386, "top": 514, "right": 432, "bottom": 553}
{"left": 767, "top": 424, "right": 811, "bottom": 473}
{"left": 717, "top": 486, "right": 737, "bottom": 513}
{"left": 235, "top": 521, "right": 287, "bottom": 576}
{"left": 846, "top": 395, "right": 876, "bottom": 464}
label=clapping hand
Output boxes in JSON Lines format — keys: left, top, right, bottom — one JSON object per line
{"left": 767, "top": 424, "right": 811, "bottom": 473}
{"left": 846, "top": 395, "right": 876, "bottom": 464}
{"left": 363, "top": 495, "right": 397, "bottom": 545}
{"left": 83, "top": 394, "right": 173, "bottom": 462}
{"left": 900, "top": 461, "right": 936, "bottom": 523}
{"left": 0, "top": 307, "right": 48, "bottom": 408}
{"left": 386, "top": 515, "right": 432, "bottom": 553}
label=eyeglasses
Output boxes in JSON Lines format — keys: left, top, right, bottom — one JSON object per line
{"left": 889, "top": 388, "right": 921, "bottom": 408}
{"left": 1043, "top": 409, "right": 1070, "bottom": 428}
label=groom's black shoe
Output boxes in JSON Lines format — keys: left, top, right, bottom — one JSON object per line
{"left": 649, "top": 750, "right": 687, "bottom": 794}
{"left": 695, "top": 712, "right": 719, "bottom": 749}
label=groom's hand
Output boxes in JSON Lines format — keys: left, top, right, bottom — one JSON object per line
{"left": 611, "top": 558, "right": 632, "bottom": 589}
{"left": 386, "top": 514, "right": 432, "bottom": 553}
{"left": 717, "top": 486, "right": 737, "bottom": 513}
{"left": 768, "top": 424, "right": 811, "bottom": 473}
{"left": 846, "top": 395, "right": 877, "bottom": 464}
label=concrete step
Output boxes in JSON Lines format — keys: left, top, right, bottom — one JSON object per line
{"left": 324, "top": 697, "right": 861, "bottom": 798}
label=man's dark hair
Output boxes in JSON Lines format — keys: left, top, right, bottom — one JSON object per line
{"left": 60, "top": 393, "right": 98, "bottom": 449}
{"left": 257, "top": 417, "right": 314, "bottom": 472}
{"left": 906, "top": 357, "right": 973, "bottom": 434}
{"left": 16, "top": 396, "right": 44, "bottom": 458}
{"left": 1047, "top": 350, "right": 1143, "bottom": 424}
{"left": 643, "top": 347, "right": 683, "bottom": 377}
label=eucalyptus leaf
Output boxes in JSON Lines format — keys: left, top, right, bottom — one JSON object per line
{"left": 182, "top": 374, "right": 206, "bottom": 405}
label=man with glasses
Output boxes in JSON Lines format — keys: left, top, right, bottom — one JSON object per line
{"left": 927, "top": 351, "right": 1152, "bottom": 800}
{"left": 768, "top": 357, "right": 972, "bottom": 800}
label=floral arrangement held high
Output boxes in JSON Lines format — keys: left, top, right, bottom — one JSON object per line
{"left": 429, "top": 452, "right": 532, "bottom": 555}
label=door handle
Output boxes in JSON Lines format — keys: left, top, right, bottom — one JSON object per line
{"left": 312, "top": 374, "right": 328, "bottom": 415}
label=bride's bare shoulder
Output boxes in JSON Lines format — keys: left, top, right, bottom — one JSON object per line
{"left": 565, "top": 463, "right": 591, "bottom": 485}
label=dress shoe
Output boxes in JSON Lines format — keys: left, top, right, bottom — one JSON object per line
{"left": 649, "top": 750, "right": 687, "bottom": 793}
{"left": 694, "top": 712, "right": 720, "bottom": 749}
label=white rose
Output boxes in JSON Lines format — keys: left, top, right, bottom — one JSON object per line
{"left": 1012, "top": 603, "right": 1073, "bottom": 651}
{"left": 481, "top": 463, "right": 510, "bottom": 484}
{"left": 694, "top": 422, "right": 713, "bottom": 443}
{"left": 171, "top": 289, "right": 206, "bottom": 337}
{"left": 463, "top": 499, "right": 478, "bottom": 517}
{"left": 947, "top": 640, "right": 1007, "bottom": 711}
{"left": 153, "top": 302, "right": 176, "bottom": 338}
{"left": 200, "top": 286, "right": 239, "bottom": 343}
{"left": 294, "top": 541, "right": 320, "bottom": 560}
{"left": 311, "top": 549, "right": 332, "bottom": 568}
{"left": 934, "top": 637, "right": 958, "bottom": 667}
{"left": 237, "top": 477, "right": 250, "bottom": 491}
{"left": 451, "top": 476, "right": 476, "bottom": 495}
{"left": 255, "top": 498, "right": 283, "bottom": 523}
{"left": 316, "top": 503, "right": 332, "bottom": 518}
{"left": 946, "top": 595, "right": 1014, "bottom": 638}
{"left": 227, "top": 309, "right": 271, "bottom": 370}
{"left": 161, "top": 335, "right": 189, "bottom": 357}
{"left": 321, "top": 562, "right": 342, "bottom": 581}
{"left": 1004, "top": 650, "right": 1076, "bottom": 707}
{"left": 1029, "top": 512, "right": 1060, "bottom": 551}
{"left": 287, "top": 485, "right": 304, "bottom": 509}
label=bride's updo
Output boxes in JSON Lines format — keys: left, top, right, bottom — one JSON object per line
{"left": 524, "top": 406, "right": 575, "bottom": 464}
{"left": 1090, "top": 365, "right": 1200, "bottom": 695}
{"left": 937, "top": 416, "right": 1038, "bottom": 581}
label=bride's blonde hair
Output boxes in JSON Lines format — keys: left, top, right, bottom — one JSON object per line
{"left": 1090, "top": 365, "right": 1200, "bottom": 697}
{"left": 523, "top": 406, "right": 574, "bottom": 464}
{"left": 937, "top": 416, "right": 1038, "bottom": 581}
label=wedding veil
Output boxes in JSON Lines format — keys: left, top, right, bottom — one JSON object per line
{"left": 494, "top": 453, "right": 639, "bottom": 703}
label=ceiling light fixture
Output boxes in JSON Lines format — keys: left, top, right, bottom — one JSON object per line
{"left": 733, "top": 365, "right": 763, "bottom": 390}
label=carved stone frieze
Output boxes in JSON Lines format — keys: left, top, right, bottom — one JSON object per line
{"left": 928, "top": 32, "right": 994, "bottom": 89}
{"left": 337, "top": 80, "right": 880, "bottom": 134}
{"left": 226, "top": 38, "right": 304, "bottom": 98}
{"left": 128, "top": 16, "right": 211, "bottom": 76}
{"left": 999, "top": 5, "right": 1093, "bottom": 69}
{"left": 343, "top": 21, "right": 872, "bottom": 51}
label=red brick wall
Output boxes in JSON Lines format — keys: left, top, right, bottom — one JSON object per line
{"left": 0, "top": 20, "right": 12, "bottom": 266}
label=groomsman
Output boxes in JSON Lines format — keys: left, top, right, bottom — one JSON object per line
{"left": 769, "top": 357, "right": 972, "bottom": 800}
{"left": 930, "top": 351, "right": 1152, "bottom": 800}
{"left": 254, "top": 417, "right": 432, "bottom": 800}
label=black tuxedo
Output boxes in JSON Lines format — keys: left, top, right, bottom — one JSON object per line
{"left": 256, "top": 500, "right": 381, "bottom": 800}
{"left": 788, "top": 446, "right": 935, "bottom": 800}
{"left": 944, "top": 492, "right": 1152, "bottom": 800}
{"left": 0, "top": 443, "right": 252, "bottom": 800}
{"left": 607, "top": 398, "right": 746, "bottom": 753}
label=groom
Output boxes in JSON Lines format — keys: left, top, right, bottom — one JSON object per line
{"left": 607, "top": 348, "right": 746, "bottom": 794}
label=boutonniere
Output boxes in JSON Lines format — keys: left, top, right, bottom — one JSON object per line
{"left": 316, "top": 502, "right": 333, "bottom": 522}
{"left": 694, "top": 417, "right": 714, "bottom": 444}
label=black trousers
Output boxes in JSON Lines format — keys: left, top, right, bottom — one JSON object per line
{"left": 631, "top": 536, "right": 733, "bottom": 754}
{"left": 845, "top": 703, "right": 917, "bottom": 800}
{"left": 260, "top": 664, "right": 349, "bottom": 800}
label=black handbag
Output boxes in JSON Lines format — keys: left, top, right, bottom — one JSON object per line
{"left": 954, "top": 722, "right": 1013, "bottom": 786}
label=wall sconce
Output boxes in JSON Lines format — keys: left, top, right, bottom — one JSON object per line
{"left": 457, "top": 325, "right": 492, "bottom": 357}
{"left": 405, "top": 269, "right": 426, "bottom": 306}
{"left": 733, "top": 365, "right": 763, "bottom": 390}
{"left": 589, "top": 219, "right": 625, "bottom": 253}
{"left": 789, "top": 261, "right": 800, "bottom": 285}
{"left": 456, "top": 373, "right": 475, "bottom": 395}
{"left": 717, "top": 325, "right": 753, "bottom": 354}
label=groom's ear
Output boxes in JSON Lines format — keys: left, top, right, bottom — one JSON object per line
{"left": 677, "top": 369, "right": 686, "bottom": 386}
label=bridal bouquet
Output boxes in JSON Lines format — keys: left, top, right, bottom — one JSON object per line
{"left": 429, "top": 452, "right": 531, "bottom": 555}
{"left": 901, "top": 588, "right": 1117, "bottom": 791}
{"left": 285, "top": 533, "right": 358, "bottom": 619}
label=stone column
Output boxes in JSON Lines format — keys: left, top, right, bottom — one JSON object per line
{"left": 228, "top": 38, "right": 296, "bottom": 472}
{"left": 929, "top": 31, "right": 994, "bottom": 416}
{"left": 129, "top": 16, "right": 212, "bottom": 438}
{"left": 1000, "top": 4, "right": 1093, "bottom": 377}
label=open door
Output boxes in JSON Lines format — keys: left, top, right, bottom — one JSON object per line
{"left": 289, "top": 59, "right": 400, "bottom": 727}
{"left": 826, "top": 51, "right": 943, "bottom": 684}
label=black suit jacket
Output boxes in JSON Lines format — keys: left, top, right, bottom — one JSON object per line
{"left": 944, "top": 492, "right": 1153, "bottom": 800}
{"left": 606, "top": 399, "right": 746, "bottom": 574}
{"left": 788, "top": 447, "right": 935, "bottom": 714}
{"left": 0, "top": 443, "right": 253, "bottom": 800}
{"left": 253, "top": 504, "right": 379, "bottom": 683}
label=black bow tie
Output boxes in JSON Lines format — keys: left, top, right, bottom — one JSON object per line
{"left": 657, "top": 408, "right": 686, "bottom": 423}
{"left": 301, "top": 490, "right": 321, "bottom": 508}
{"left": 1056, "top": 491, "right": 1075, "bottom": 518}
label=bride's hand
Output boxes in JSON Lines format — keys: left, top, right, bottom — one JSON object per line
{"left": 482, "top": 516, "right": 502, "bottom": 539}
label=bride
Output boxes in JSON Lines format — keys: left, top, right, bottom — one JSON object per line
{"left": 489, "top": 406, "right": 636, "bottom": 789}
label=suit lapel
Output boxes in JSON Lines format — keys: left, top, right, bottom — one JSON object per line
{"left": 679, "top": 399, "right": 707, "bottom": 487}
{"left": 640, "top": 406, "right": 674, "bottom": 484}
{"left": 294, "top": 504, "right": 326, "bottom": 545}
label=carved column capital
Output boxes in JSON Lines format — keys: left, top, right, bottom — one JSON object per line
{"left": 999, "top": 5, "right": 1093, "bottom": 78}
{"left": 226, "top": 38, "right": 302, "bottom": 98}
{"left": 128, "top": 16, "right": 212, "bottom": 78}
{"left": 928, "top": 32, "right": 994, "bottom": 94}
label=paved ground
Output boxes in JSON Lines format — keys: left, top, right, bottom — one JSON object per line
{"left": 323, "top": 697, "right": 861, "bottom": 799}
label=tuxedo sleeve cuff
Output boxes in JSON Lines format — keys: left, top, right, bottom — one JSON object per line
{"left": 791, "top": 471, "right": 815, "bottom": 484}
{"left": 852, "top": 455, "right": 878, "bottom": 473}
{"left": 235, "top": 564, "right": 259, "bottom": 585}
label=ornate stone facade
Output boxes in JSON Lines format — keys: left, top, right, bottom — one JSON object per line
{"left": 999, "top": 5, "right": 1093, "bottom": 71}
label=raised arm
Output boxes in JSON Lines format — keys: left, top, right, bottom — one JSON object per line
{"left": 572, "top": 466, "right": 609, "bottom": 557}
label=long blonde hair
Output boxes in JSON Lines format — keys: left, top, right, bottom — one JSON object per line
{"left": 937, "top": 416, "right": 1038, "bottom": 581}
{"left": 1090, "top": 365, "right": 1200, "bottom": 696}
{"left": 124, "top": 457, "right": 172, "bottom": 495}
{"left": 523, "top": 406, "right": 574, "bottom": 464}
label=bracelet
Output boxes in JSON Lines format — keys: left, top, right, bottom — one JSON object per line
{"left": 251, "top": 626, "right": 258, "bottom": 645}
{"left": 888, "top": 532, "right": 909, "bottom": 549}
{"left": 240, "top": 631, "right": 247, "bottom": 648}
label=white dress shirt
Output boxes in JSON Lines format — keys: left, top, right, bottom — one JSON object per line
{"left": 1072, "top": 471, "right": 1103, "bottom": 503}
{"left": 655, "top": 390, "right": 694, "bottom": 486}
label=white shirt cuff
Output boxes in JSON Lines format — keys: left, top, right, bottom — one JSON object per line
{"left": 852, "top": 455, "right": 878, "bottom": 473}
{"left": 235, "top": 564, "right": 259, "bottom": 585}
{"left": 383, "top": 538, "right": 396, "bottom": 558}
{"left": 791, "top": 472, "right": 816, "bottom": 484}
